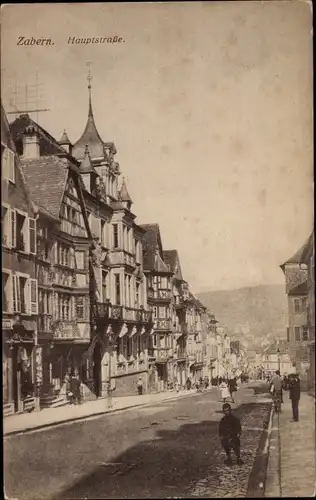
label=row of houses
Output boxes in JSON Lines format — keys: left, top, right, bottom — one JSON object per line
{"left": 280, "top": 234, "right": 315, "bottom": 392}
{"left": 2, "top": 80, "right": 238, "bottom": 415}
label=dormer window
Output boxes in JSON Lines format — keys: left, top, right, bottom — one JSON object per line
{"left": 2, "top": 146, "right": 15, "bottom": 183}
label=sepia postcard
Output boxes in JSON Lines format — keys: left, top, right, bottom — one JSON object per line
{"left": 1, "top": 2, "right": 314, "bottom": 499}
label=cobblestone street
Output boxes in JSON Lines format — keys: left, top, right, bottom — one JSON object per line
{"left": 4, "top": 385, "right": 271, "bottom": 500}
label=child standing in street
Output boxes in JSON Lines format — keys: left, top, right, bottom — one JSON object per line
{"left": 219, "top": 403, "right": 244, "bottom": 466}
{"left": 219, "top": 379, "right": 230, "bottom": 402}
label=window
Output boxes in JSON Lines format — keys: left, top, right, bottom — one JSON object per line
{"left": 294, "top": 326, "right": 301, "bottom": 342}
{"left": 135, "top": 283, "right": 140, "bottom": 308}
{"left": 2, "top": 205, "right": 11, "bottom": 247}
{"left": 113, "top": 224, "right": 119, "bottom": 249}
{"left": 2, "top": 271, "right": 12, "bottom": 312}
{"left": 294, "top": 299, "right": 300, "bottom": 314}
{"left": 302, "top": 326, "right": 308, "bottom": 341}
{"left": 2, "top": 146, "right": 15, "bottom": 183}
{"left": 75, "top": 297, "right": 85, "bottom": 320}
{"left": 58, "top": 294, "right": 71, "bottom": 321}
{"left": 286, "top": 327, "right": 290, "bottom": 342}
{"left": 75, "top": 251, "right": 85, "bottom": 270}
{"left": 102, "top": 270, "right": 108, "bottom": 302}
{"left": 115, "top": 274, "right": 121, "bottom": 305}
{"left": 101, "top": 219, "right": 107, "bottom": 247}
{"left": 12, "top": 275, "right": 37, "bottom": 314}
{"left": 301, "top": 298, "right": 307, "bottom": 311}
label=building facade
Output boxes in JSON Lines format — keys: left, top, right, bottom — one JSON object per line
{"left": 261, "top": 340, "right": 293, "bottom": 377}
{"left": 280, "top": 235, "right": 314, "bottom": 389}
{"left": 3, "top": 76, "right": 222, "bottom": 408}
{"left": 2, "top": 104, "right": 39, "bottom": 415}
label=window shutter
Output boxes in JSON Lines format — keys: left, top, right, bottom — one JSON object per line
{"left": 12, "top": 275, "right": 21, "bottom": 313}
{"left": 10, "top": 209, "right": 16, "bottom": 248}
{"left": 29, "top": 279, "right": 38, "bottom": 314}
{"left": 8, "top": 150, "right": 15, "bottom": 183}
{"left": 29, "top": 218, "right": 36, "bottom": 254}
{"left": 2, "top": 148, "right": 8, "bottom": 179}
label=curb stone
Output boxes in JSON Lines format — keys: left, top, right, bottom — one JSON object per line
{"left": 246, "top": 402, "right": 273, "bottom": 498}
{"left": 4, "top": 389, "right": 208, "bottom": 438}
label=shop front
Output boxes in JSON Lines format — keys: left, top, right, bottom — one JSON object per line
{"left": 2, "top": 317, "right": 37, "bottom": 415}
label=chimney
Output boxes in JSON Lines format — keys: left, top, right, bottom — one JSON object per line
{"left": 22, "top": 125, "right": 40, "bottom": 159}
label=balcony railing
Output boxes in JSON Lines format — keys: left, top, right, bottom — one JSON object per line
{"left": 154, "top": 347, "right": 173, "bottom": 362}
{"left": 175, "top": 347, "right": 186, "bottom": 359}
{"left": 110, "top": 251, "right": 136, "bottom": 268}
{"left": 154, "top": 318, "right": 172, "bottom": 331}
{"left": 111, "top": 305, "right": 123, "bottom": 320}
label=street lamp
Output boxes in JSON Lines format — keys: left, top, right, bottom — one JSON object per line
{"left": 277, "top": 347, "right": 281, "bottom": 373}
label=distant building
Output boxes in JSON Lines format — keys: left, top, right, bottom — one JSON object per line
{"left": 261, "top": 340, "right": 292, "bottom": 376}
{"left": 280, "top": 234, "right": 314, "bottom": 389}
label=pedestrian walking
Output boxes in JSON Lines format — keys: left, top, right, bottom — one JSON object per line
{"left": 219, "top": 403, "right": 244, "bottom": 466}
{"left": 228, "top": 377, "right": 238, "bottom": 403}
{"left": 69, "top": 371, "right": 81, "bottom": 405}
{"left": 288, "top": 373, "right": 300, "bottom": 422}
{"left": 270, "top": 370, "right": 283, "bottom": 407}
{"left": 186, "top": 377, "right": 192, "bottom": 390}
{"left": 219, "top": 379, "right": 230, "bottom": 402}
{"left": 137, "top": 376, "right": 143, "bottom": 395}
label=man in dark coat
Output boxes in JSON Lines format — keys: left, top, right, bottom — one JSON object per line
{"left": 288, "top": 374, "right": 300, "bottom": 422}
{"left": 219, "top": 403, "right": 244, "bottom": 466}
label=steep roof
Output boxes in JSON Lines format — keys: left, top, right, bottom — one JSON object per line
{"left": 72, "top": 90, "right": 105, "bottom": 160}
{"left": 263, "top": 339, "right": 290, "bottom": 355}
{"left": 119, "top": 178, "right": 132, "bottom": 203}
{"left": 9, "top": 113, "right": 65, "bottom": 156}
{"left": 163, "top": 250, "right": 183, "bottom": 280}
{"left": 141, "top": 223, "right": 169, "bottom": 272}
{"left": 280, "top": 234, "right": 314, "bottom": 270}
{"left": 1, "top": 102, "right": 16, "bottom": 151}
{"left": 21, "top": 156, "right": 69, "bottom": 218}
{"left": 59, "top": 129, "right": 72, "bottom": 145}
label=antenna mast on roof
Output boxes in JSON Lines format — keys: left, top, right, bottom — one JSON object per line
{"left": 4, "top": 70, "right": 49, "bottom": 124}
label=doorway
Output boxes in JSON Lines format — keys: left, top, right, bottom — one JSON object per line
{"left": 93, "top": 341, "right": 102, "bottom": 397}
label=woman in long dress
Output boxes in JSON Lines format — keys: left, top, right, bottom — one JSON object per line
{"left": 219, "top": 380, "right": 230, "bottom": 402}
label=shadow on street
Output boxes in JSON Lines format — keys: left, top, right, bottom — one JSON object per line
{"left": 57, "top": 401, "right": 266, "bottom": 500}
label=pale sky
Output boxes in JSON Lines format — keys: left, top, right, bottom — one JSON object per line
{"left": 1, "top": 2, "right": 313, "bottom": 293}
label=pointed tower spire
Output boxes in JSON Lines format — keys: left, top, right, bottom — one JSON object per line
{"left": 119, "top": 177, "right": 133, "bottom": 203}
{"left": 72, "top": 63, "right": 105, "bottom": 160}
{"left": 87, "top": 61, "right": 93, "bottom": 117}
{"left": 118, "top": 177, "right": 133, "bottom": 210}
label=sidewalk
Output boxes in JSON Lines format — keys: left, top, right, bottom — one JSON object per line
{"left": 3, "top": 388, "right": 213, "bottom": 437}
{"left": 265, "top": 393, "right": 316, "bottom": 497}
